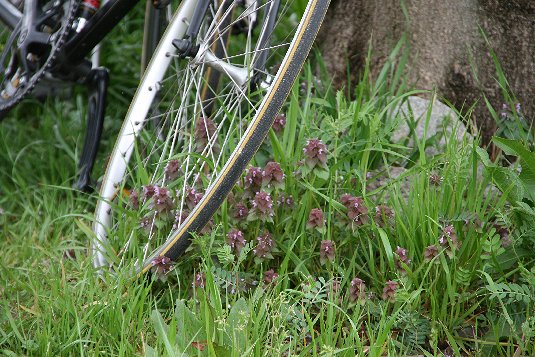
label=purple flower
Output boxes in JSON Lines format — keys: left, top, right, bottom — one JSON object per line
{"left": 439, "top": 224, "right": 460, "bottom": 256}
{"left": 249, "top": 191, "right": 274, "bottom": 222}
{"left": 232, "top": 202, "right": 249, "bottom": 221}
{"left": 303, "top": 139, "right": 328, "bottom": 169}
{"left": 349, "top": 277, "right": 366, "bottom": 302}
{"left": 329, "top": 279, "right": 341, "bottom": 299}
{"left": 382, "top": 280, "right": 399, "bottom": 302}
{"left": 244, "top": 166, "right": 264, "bottom": 194}
{"left": 306, "top": 208, "right": 325, "bottom": 230}
{"left": 320, "top": 240, "right": 335, "bottom": 264}
{"left": 424, "top": 244, "right": 439, "bottom": 262}
{"left": 165, "top": 159, "right": 181, "bottom": 181}
{"left": 494, "top": 224, "right": 512, "bottom": 248}
{"left": 272, "top": 114, "right": 286, "bottom": 133}
{"left": 429, "top": 173, "right": 443, "bottom": 186}
{"left": 193, "top": 272, "right": 206, "bottom": 288}
{"left": 195, "top": 117, "right": 218, "bottom": 153}
{"left": 129, "top": 189, "right": 139, "bottom": 210}
{"left": 276, "top": 194, "right": 294, "bottom": 208}
{"left": 139, "top": 216, "right": 152, "bottom": 233}
{"left": 142, "top": 184, "right": 156, "bottom": 200}
{"left": 181, "top": 186, "right": 203, "bottom": 210}
{"left": 262, "top": 161, "right": 285, "bottom": 189}
{"left": 173, "top": 209, "right": 190, "bottom": 230}
{"left": 263, "top": 269, "right": 279, "bottom": 286}
{"left": 500, "top": 103, "right": 509, "bottom": 118}
{"left": 394, "top": 246, "right": 411, "bottom": 273}
{"left": 151, "top": 186, "right": 174, "bottom": 213}
{"left": 226, "top": 228, "right": 247, "bottom": 254}
{"left": 340, "top": 194, "right": 369, "bottom": 226}
{"left": 374, "top": 205, "right": 394, "bottom": 227}
{"left": 253, "top": 231, "right": 275, "bottom": 260}
{"left": 515, "top": 102, "right": 521, "bottom": 113}
{"left": 151, "top": 256, "right": 173, "bottom": 277}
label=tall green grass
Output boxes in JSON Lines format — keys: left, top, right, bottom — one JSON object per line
{"left": 1, "top": 10, "right": 534, "bottom": 356}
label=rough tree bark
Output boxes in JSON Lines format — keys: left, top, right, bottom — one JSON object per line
{"left": 317, "top": 0, "right": 535, "bottom": 141}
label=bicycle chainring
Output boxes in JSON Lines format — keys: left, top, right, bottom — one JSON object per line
{"left": 0, "top": 0, "right": 81, "bottom": 118}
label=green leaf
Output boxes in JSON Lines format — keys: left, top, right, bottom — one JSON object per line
{"left": 226, "top": 298, "right": 249, "bottom": 351}
{"left": 144, "top": 344, "right": 158, "bottom": 357}
{"left": 314, "top": 167, "right": 330, "bottom": 180}
{"left": 377, "top": 228, "right": 395, "bottom": 270}
{"left": 493, "top": 137, "right": 535, "bottom": 200}
{"left": 476, "top": 146, "right": 525, "bottom": 202}
{"left": 151, "top": 309, "right": 178, "bottom": 356}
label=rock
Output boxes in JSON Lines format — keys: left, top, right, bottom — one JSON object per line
{"left": 391, "top": 96, "right": 473, "bottom": 156}
{"left": 367, "top": 166, "right": 410, "bottom": 202}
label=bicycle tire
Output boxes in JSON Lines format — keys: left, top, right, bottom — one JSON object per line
{"left": 93, "top": 0, "right": 330, "bottom": 274}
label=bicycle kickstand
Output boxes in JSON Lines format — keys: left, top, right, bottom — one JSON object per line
{"left": 74, "top": 67, "right": 109, "bottom": 192}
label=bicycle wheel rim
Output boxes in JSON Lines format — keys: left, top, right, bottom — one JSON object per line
{"left": 93, "top": 0, "right": 330, "bottom": 274}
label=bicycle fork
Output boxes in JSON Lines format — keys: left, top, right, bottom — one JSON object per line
{"left": 74, "top": 67, "right": 109, "bottom": 192}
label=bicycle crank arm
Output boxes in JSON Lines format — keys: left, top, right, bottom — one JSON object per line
{"left": 75, "top": 67, "right": 109, "bottom": 192}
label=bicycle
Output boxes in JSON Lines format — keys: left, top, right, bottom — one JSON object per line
{"left": 0, "top": 0, "right": 330, "bottom": 275}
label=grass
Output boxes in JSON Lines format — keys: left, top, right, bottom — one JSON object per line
{"left": 1, "top": 7, "right": 535, "bottom": 357}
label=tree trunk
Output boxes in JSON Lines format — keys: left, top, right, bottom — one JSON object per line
{"left": 317, "top": 0, "right": 535, "bottom": 141}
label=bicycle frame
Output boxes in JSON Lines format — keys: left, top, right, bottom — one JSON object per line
{"left": 0, "top": 0, "right": 20, "bottom": 29}
{"left": 1, "top": 0, "right": 281, "bottom": 76}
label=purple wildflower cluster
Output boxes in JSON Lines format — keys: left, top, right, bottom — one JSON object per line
{"left": 232, "top": 202, "right": 249, "bottom": 221}
{"left": 500, "top": 102, "right": 522, "bottom": 118}
{"left": 382, "top": 280, "right": 399, "bottom": 302}
{"left": 263, "top": 269, "right": 279, "bottom": 286}
{"left": 439, "top": 224, "right": 460, "bottom": 256}
{"left": 249, "top": 191, "right": 274, "bottom": 222}
{"left": 253, "top": 231, "right": 276, "bottom": 261}
{"left": 151, "top": 186, "right": 174, "bottom": 212}
{"left": 172, "top": 209, "right": 190, "bottom": 230}
{"left": 340, "top": 194, "right": 368, "bottom": 226}
{"left": 194, "top": 117, "right": 217, "bottom": 153}
{"left": 424, "top": 245, "right": 439, "bottom": 262}
{"left": 276, "top": 194, "right": 294, "bottom": 208}
{"left": 307, "top": 208, "right": 325, "bottom": 231}
{"left": 394, "top": 246, "right": 411, "bottom": 274}
{"left": 184, "top": 186, "right": 204, "bottom": 210}
{"left": 165, "top": 159, "right": 181, "bottom": 181}
{"left": 303, "top": 138, "right": 328, "bottom": 170}
{"left": 374, "top": 205, "right": 394, "bottom": 227}
{"left": 226, "top": 228, "right": 247, "bottom": 254}
{"left": 262, "top": 161, "right": 285, "bottom": 190}
{"left": 494, "top": 224, "right": 512, "bottom": 248}
{"left": 151, "top": 256, "right": 174, "bottom": 278}
{"left": 429, "top": 173, "right": 443, "bottom": 187}
{"left": 349, "top": 277, "right": 366, "bottom": 302}
{"left": 193, "top": 272, "right": 206, "bottom": 288}
{"left": 272, "top": 114, "right": 286, "bottom": 134}
{"left": 319, "top": 240, "right": 335, "bottom": 264}
{"left": 244, "top": 166, "right": 264, "bottom": 194}
{"left": 129, "top": 189, "right": 139, "bottom": 210}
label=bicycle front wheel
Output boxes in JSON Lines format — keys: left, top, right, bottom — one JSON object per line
{"left": 93, "top": 0, "right": 329, "bottom": 273}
